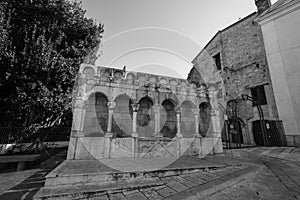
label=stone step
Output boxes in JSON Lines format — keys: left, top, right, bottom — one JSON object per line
{"left": 35, "top": 177, "right": 164, "bottom": 200}
{"left": 34, "top": 165, "right": 256, "bottom": 200}
{"left": 44, "top": 159, "right": 227, "bottom": 187}
{"left": 34, "top": 156, "right": 233, "bottom": 200}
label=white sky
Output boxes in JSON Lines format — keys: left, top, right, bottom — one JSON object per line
{"left": 81, "top": 0, "right": 278, "bottom": 79}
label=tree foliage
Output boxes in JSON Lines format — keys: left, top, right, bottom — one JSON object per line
{"left": 0, "top": 0, "right": 103, "bottom": 134}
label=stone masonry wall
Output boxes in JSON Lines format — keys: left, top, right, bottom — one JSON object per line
{"left": 188, "top": 12, "right": 280, "bottom": 145}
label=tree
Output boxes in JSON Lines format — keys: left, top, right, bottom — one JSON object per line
{"left": 0, "top": 0, "right": 103, "bottom": 141}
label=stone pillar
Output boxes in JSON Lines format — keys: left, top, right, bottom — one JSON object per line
{"left": 71, "top": 99, "right": 87, "bottom": 137}
{"left": 131, "top": 103, "right": 139, "bottom": 138}
{"left": 193, "top": 108, "right": 201, "bottom": 137}
{"left": 68, "top": 99, "right": 87, "bottom": 159}
{"left": 154, "top": 104, "right": 163, "bottom": 137}
{"left": 104, "top": 101, "right": 115, "bottom": 158}
{"left": 105, "top": 101, "right": 115, "bottom": 137}
{"left": 131, "top": 103, "right": 139, "bottom": 157}
{"left": 176, "top": 108, "right": 183, "bottom": 138}
{"left": 208, "top": 87, "right": 223, "bottom": 154}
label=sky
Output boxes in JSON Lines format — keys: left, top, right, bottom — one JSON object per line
{"left": 81, "top": 0, "right": 278, "bottom": 79}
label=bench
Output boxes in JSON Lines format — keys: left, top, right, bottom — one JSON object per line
{"left": 0, "top": 154, "right": 40, "bottom": 171}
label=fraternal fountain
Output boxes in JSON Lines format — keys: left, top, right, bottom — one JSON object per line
{"left": 68, "top": 64, "right": 222, "bottom": 159}
{"left": 35, "top": 62, "right": 223, "bottom": 199}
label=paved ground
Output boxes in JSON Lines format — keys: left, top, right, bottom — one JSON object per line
{"left": 0, "top": 146, "right": 299, "bottom": 200}
{"left": 206, "top": 148, "right": 300, "bottom": 200}
{"left": 0, "top": 150, "right": 67, "bottom": 200}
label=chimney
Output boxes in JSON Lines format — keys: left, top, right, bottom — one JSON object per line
{"left": 255, "top": 0, "right": 271, "bottom": 14}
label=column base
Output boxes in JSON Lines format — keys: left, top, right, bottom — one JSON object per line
{"left": 194, "top": 133, "right": 202, "bottom": 138}
{"left": 176, "top": 133, "right": 183, "bottom": 138}
{"left": 105, "top": 132, "right": 113, "bottom": 138}
{"left": 71, "top": 130, "right": 84, "bottom": 137}
{"left": 132, "top": 133, "right": 138, "bottom": 138}
{"left": 153, "top": 133, "right": 163, "bottom": 138}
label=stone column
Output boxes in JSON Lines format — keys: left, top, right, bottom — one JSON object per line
{"left": 104, "top": 101, "right": 115, "bottom": 158}
{"left": 193, "top": 108, "right": 201, "bottom": 137}
{"left": 105, "top": 101, "right": 116, "bottom": 138}
{"left": 131, "top": 103, "right": 139, "bottom": 138}
{"left": 176, "top": 108, "right": 183, "bottom": 138}
{"left": 131, "top": 103, "right": 139, "bottom": 157}
{"left": 154, "top": 104, "right": 163, "bottom": 137}
{"left": 208, "top": 87, "right": 223, "bottom": 154}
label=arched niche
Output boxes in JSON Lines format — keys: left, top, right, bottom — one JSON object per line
{"left": 181, "top": 101, "right": 196, "bottom": 137}
{"left": 114, "top": 70, "right": 123, "bottom": 80}
{"left": 113, "top": 94, "right": 133, "bottom": 137}
{"left": 160, "top": 99, "right": 177, "bottom": 138}
{"left": 137, "top": 96, "right": 155, "bottom": 137}
{"left": 83, "top": 92, "right": 108, "bottom": 137}
{"left": 83, "top": 67, "right": 95, "bottom": 79}
{"left": 126, "top": 73, "right": 135, "bottom": 84}
{"left": 199, "top": 102, "right": 212, "bottom": 137}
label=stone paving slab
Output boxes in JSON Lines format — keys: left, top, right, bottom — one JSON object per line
{"left": 0, "top": 169, "right": 39, "bottom": 195}
{"left": 164, "top": 165, "right": 261, "bottom": 200}
{"left": 206, "top": 164, "right": 298, "bottom": 200}
{"left": 1, "top": 146, "right": 299, "bottom": 200}
{"left": 0, "top": 150, "right": 67, "bottom": 200}
{"left": 241, "top": 147, "right": 300, "bottom": 162}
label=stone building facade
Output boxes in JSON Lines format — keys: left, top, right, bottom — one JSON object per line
{"left": 68, "top": 64, "right": 223, "bottom": 160}
{"left": 188, "top": 0, "right": 285, "bottom": 146}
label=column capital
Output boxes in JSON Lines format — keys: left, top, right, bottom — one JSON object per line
{"left": 153, "top": 104, "right": 161, "bottom": 112}
{"left": 175, "top": 106, "right": 181, "bottom": 114}
{"left": 73, "top": 100, "right": 88, "bottom": 109}
{"left": 131, "top": 103, "right": 140, "bottom": 112}
{"left": 210, "top": 109, "right": 219, "bottom": 116}
{"left": 107, "top": 101, "right": 116, "bottom": 110}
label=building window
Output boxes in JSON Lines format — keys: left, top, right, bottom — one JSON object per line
{"left": 251, "top": 85, "right": 267, "bottom": 106}
{"left": 213, "top": 53, "right": 221, "bottom": 70}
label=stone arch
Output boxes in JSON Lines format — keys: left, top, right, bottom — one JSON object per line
{"left": 181, "top": 100, "right": 196, "bottom": 109}
{"left": 160, "top": 99, "right": 177, "bottom": 138}
{"left": 161, "top": 93, "right": 178, "bottom": 108}
{"left": 137, "top": 96, "right": 155, "bottom": 137}
{"left": 137, "top": 75, "right": 146, "bottom": 83}
{"left": 199, "top": 102, "right": 212, "bottom": 137}
{"left": 159, "top": 78, "right": 168, "bottom": 85}
{"left": 149, "top": 76, "right": 157, "bottom": 83}
{"left": 99, "top": 68, "right": 110, "bottom": 82}
{"left": 181, "top": 101, "right": 196, "bottom": 137}
{"left": 113, "top": 94, "right": 133, "bottom": 137}
{"left": 83, "top": 67, "right": 95, "bottom": 79}
{"left": 84, "top": 89, "right": 109, "bottom": 102}
{"left": 83, "top": 92, "right": 108, "bottom": 137}
{"left": 126, "top": 73, "right": 135, "bottom": 84}
{"left": 114, "top": 70, "right": 123, "bottom": 80}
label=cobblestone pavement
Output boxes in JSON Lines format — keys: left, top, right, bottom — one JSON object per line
{"left": 0, "top": 147, "right": 300, "bottom": 200}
